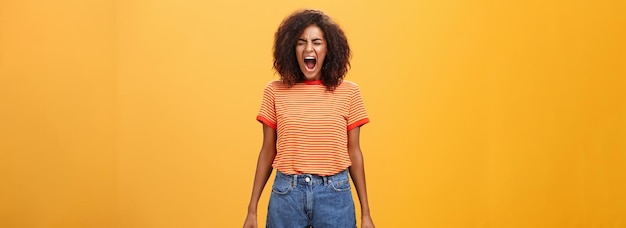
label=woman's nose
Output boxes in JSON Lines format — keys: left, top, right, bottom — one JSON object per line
{"left": 306, "top": 43, "right": 313, "bottom": 51}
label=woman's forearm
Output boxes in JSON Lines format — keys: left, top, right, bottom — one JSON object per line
{"left": 247, "top": 125, "right": 277, "bottom": 215}
{"left": 349, "top": 151, "right": 371, "bottom": 216}
{"left": 347, "top": 127, "right": 372, "bottom": 217}
{"left": 247, "top": 149, "right": 275, "bottom": 214}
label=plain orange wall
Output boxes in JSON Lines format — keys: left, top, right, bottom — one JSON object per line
{"left": 1, "top": 0, "right": 625, "bottom": 227}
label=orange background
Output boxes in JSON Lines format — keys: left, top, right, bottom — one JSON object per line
{"left": 1, "top": 0, "right": 625, "bottom": 227}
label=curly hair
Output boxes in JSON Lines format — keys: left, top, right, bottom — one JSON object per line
{"left": 273, "top": 9, "right": 351, "bottom": 91}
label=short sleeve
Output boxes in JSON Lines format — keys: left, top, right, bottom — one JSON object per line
{"left": 347, "top": 84, "right": 369, "bottom": 131}
{"left": 256, "top": 82, "right": 277, "bottom": 129}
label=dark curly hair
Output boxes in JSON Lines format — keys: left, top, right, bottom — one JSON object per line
{"left": 273, "top": 9, "right": 351, "bottom": 91}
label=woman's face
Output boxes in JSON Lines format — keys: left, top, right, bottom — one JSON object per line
{"left": 296, "top": 25, "right": 327, "bottom": 81}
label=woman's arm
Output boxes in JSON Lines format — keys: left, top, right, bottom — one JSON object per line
{"left": 243, "top": 124, "right": 277, "bottom": 228}
{"left": 348, "top": 127, "right": 375, "bottom": 228}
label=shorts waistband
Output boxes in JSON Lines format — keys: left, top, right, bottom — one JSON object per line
{"left": 276, "top": 169, "right": 349, "bottom": 186}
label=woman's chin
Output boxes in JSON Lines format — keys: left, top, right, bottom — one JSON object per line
{"left": 302, "top": 73, "right": 321, "bottom": 81}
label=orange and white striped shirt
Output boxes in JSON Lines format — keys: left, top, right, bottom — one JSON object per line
{"left": 257, "top": 79, "right": 369, "bottom": 176}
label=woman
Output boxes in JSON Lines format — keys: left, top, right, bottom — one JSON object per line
{"left": 243, "top": 9, "right": 375, "bottom": 228}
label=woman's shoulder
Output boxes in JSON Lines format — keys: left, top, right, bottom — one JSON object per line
{"left": 338, "top": 80, "right": 362, "bottom": 91}
{"left": 262, "top": 80, "right": 284, "bottom": 89}
{"left": 266, "top": 79, "right": 281, "bottom": 85}
{"left": 340, "top": 80, "right": 358, "bottom": 87}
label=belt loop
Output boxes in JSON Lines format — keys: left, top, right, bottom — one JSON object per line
{"left": 323, "top": 176, "right": 328, "bottom": 186}
{"left": 292, "top": 174, "right": 297, "bottom": 187}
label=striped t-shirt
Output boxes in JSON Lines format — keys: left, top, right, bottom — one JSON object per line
{"left": 256, "top": 79, "right": 369, "bottom": 176}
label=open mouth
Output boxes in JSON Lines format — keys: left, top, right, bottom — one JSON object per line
{"left": 304, "top": 56, "right": 316, "bottom": 71}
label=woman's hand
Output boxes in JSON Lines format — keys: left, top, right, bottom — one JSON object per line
{"left": 242, "top": 213, "right": 257, "bottom": 228}
{"left": 361, "top": 214, "right": 375, "bottom": 228}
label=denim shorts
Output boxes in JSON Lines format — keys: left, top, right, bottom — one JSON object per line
{"left": 267, "top": 169, "right": 356, "bottom": 228}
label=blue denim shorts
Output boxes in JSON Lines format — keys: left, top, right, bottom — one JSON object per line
{"left": 267, "top": 169, "right": 356, "bottom": 228}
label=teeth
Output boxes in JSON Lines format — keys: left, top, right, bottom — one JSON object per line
{"left": 304, "top": 57, "right": 315, "bottom": 60}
